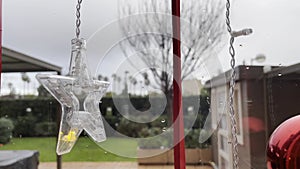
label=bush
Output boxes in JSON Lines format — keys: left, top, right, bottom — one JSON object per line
{"left": 138, "top": 127, "right": 172, "bottom": 149}
{"left": 0, "top": 118, "right": 14, "bottom": 144}
{"left": 35, "top": 122, "right": 57, "bottom": 137}
{"left": 13, "top": 114, "right": 37, "bottom": 137}
{"left": 103, "top": 115, "right": 120, "bottom": 130}
{"left": 185, "top": 129, "right": 211, "bottom": 148}
{"left": 117, "top": 117, "right": 147, "bottom": 138}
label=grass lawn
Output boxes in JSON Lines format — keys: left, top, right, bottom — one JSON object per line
{"left": 0, "top": 137, "right": 137, "bottom": 162}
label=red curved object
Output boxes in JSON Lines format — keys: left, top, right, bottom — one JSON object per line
{"left": 267, "top": 115, "right": 300, "bottom": 169}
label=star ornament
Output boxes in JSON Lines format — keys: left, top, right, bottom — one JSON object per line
{"left": 36, "top": 38, "right": 110, "bottom": 155}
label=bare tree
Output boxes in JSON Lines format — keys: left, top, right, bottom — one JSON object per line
{"left": 119, "top": 0, "right": 225, "bottom": 95}
{"left": 118, "top": 0, "right": 225, "bottom": 119}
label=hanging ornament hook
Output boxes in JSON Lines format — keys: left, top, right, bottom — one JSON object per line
{"left": 75, "top": 0, "right": 83, "bottom": 38}
{"left": 231, "top": 28, "right": 253, "bottom": 38}
{"left": 225, "top": 0, "right": 253, "bottom": 169}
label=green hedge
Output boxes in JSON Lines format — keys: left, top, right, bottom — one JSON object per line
{"left": 0, "top": 98, "right": 59, "bottom": 137}
{"left": 0, "top": 95, "right": 210, "bottom": 138}
{"left": 0, "top": 98, "right": 59, "bottom": 122}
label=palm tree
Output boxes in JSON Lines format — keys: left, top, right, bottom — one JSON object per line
{"left": 128, "top": 76, "right": 133, "bottom": 94}
{"left": 97, "top": 74, "right": 103, "bottom": 81}
{"left": 8, "top": 82, "right": 16, "bottom": 96}
{"left": 111, "top": 74, "right": 117, "bottom": 94}
{"left": 103, "top": 76, "right": 109, "bottom": 81}
{"left": 21, "top": 73, "right": 30, "bottom": 95}
{"left": 132, "top": 77, "right": 138, "bottom": 95}
{"left": 123, "top": 71, "right": 129, "bottom": 94}
{"left": 117, "top": 76, "right": 122, "bottom": 94}
{"left": 142, "top": 72, "right": 150, "bottom": 95}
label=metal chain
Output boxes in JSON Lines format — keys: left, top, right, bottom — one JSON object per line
{"left": 75, "top": 0, "right": 83, "bottom": 38}
{"left": 225, "top": 0, "right": 239, "bottom": 168}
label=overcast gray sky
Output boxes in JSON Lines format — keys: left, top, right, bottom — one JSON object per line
{"left": 2, "top": 0, "right": 300, "bottom": 95}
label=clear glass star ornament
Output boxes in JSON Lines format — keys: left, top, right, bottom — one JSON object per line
{"left": 36, "top": 38, "right": 110, "bottom": 155}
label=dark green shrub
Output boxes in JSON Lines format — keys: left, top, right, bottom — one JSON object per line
{"left": 103, "top": 115, "right": 120, "bottom": 130}
{"left": 13, "top": 114, "right": 37, "bottom": 137}
{"left": 117, "top": 117, "right": 147, "bottom": 138}
{"left": 0, "top": 118, "right": 14, "bottom": 144}
{"left": 138, "top": 127, "right": 171, "bottom": 149}
{"left": 0, "top": 98, "right": 59, "bottom": 124}
{"left": 185, "top": 129, "right": 211, "bottom": 148}
{"left": 185, "top": 129, "right": 199, "bottom": 148}
{"left": 34, "top": 122, "right": 57, "bottom": 136}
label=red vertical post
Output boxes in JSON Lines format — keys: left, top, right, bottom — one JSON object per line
{"left": 0, "top": 0, "right": 2, "bottom": 88}
{"left": 172, "top": 0, "right": 186, "bottom": 169}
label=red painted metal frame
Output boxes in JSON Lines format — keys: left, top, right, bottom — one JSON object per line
{"left": 172, "top": 0, "right": 186, "bottom": 169}
{"left": 0, "top": 1, "right": 186, "bottom": 168}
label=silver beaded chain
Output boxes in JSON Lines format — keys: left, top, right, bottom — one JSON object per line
{"left": 75, "top": 0, "right": 83, "bottom": 38}
{"left": 226, "top": 0, "right": 239, "bottom": 167}
{"left": 225, "top": 0, "right": 253, "bottom": 168}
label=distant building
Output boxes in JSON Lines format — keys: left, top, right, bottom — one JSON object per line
{"left": 205, "top": 63, "right": 300, "bottom": 169}
{"left": 182, "top": 79, "right": 203, "bottom": 96}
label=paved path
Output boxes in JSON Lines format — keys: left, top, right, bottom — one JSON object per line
{"left": 39, "top": 162, "right": 213, "bottom": 169}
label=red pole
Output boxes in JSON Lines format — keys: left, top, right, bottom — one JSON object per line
{"left": 0, "top": 0, "right": 2, "bottom": 88}
{"left": 172, "top": 0, "right": 186, "bottom": 169}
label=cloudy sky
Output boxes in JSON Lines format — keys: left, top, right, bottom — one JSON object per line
{"left": 1, "top": 0, "right": 300, "bottom": 95}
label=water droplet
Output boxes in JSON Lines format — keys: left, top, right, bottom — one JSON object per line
{"left": 162, "top": 127, "right": 167, "bottom": 132}
{"left": 246, "top": 67, "right": 250, "bottom": 70}
{"left": 104, "top": 152, "right": 108, "bottom": 155}
{"left": 161, "top": 119, "right": 166, "bottom": 123}
{"left": 278, "top": 73, "right": 282, "bottom": 77}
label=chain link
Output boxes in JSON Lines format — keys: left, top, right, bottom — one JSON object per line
{"left": 75, "top": 0, "right": 83, "bottom": 38}
{"left": 225, "top": 0, "right": 239, "bottom": 168}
